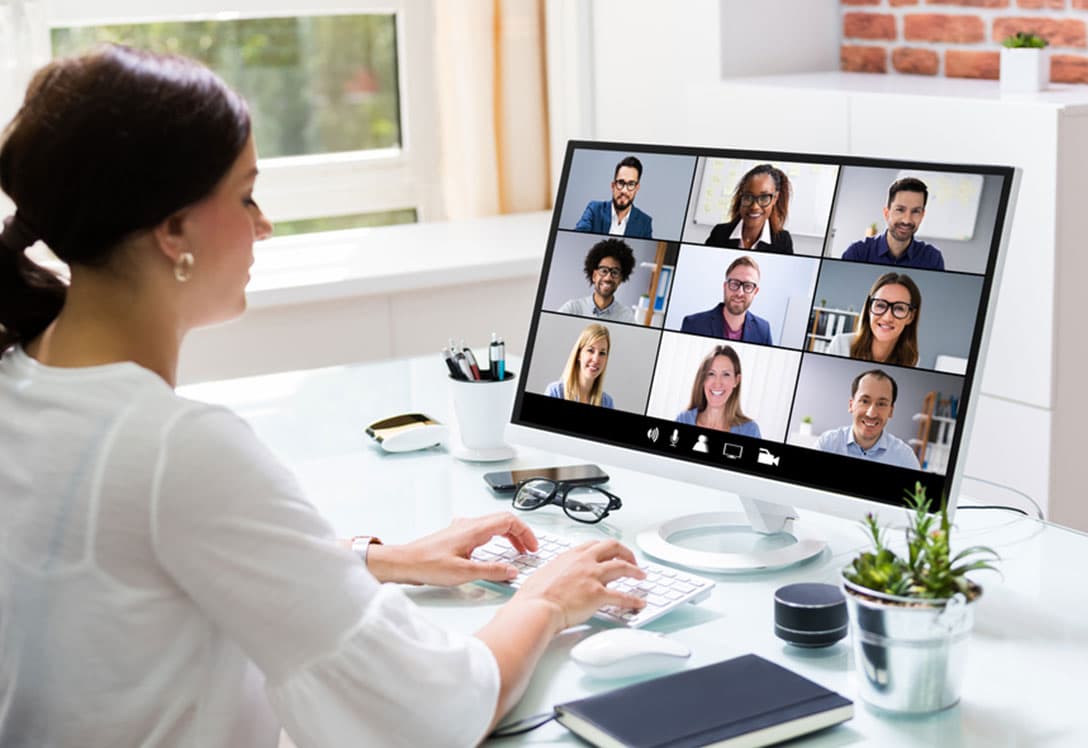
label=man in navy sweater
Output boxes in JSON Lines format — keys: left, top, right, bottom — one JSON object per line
{"left": 680, "top": 255, "right": 772, "bottom": 345}
{"left": 574, "top": 155, "right": 653, "bottom": 238}
{"left": 842, "top": 177, "right": 945, "bottom": 271}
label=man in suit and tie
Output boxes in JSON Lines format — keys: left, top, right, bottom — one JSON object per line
{"left": 680, "top": 255, "right": 773, "bottom": 345}
{"left": 574, "top": 155, "right": 654, "bottom": 238}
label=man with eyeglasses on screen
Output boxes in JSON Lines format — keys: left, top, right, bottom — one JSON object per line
{"left": 679, "top": 255, "right": 772, "bottom": 344}
{"left": 574, "top": 155, "right": 654, "bottom": 238}
{"left": 558, "top": 238, "right": 637, "bottom": 322}
{"left": 841, "top": 177, "right": 945, "bottom": 271}
{"left": 817, "top": 369, "right": 920, "bottom": 469}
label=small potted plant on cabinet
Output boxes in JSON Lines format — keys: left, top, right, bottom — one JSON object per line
{"left": 1000, "top": 31, "right": 1049, "bottom": 94}
{"left": 842, "top": 482, "right": 999, "bottom": 713}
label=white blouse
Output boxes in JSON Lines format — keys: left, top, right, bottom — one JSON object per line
{"left": 0, "top": 347, "right": 499, "bottom": 748}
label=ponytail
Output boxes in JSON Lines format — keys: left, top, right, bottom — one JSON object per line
{"left": 0, "top": 214, "right": 65, "bottom": 351}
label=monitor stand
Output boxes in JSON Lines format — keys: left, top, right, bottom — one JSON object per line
{"left": 635, "top": 496, "right": 827, "bottom": 573}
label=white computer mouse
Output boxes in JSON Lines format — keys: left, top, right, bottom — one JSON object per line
{"left": 570, "top": 629, "right": 691, "bottom": 680}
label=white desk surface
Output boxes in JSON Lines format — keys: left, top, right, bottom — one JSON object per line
{"left": 181, "top": 356, "right": 1088, "bottom": 747}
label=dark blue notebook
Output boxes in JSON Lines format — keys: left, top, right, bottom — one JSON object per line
{"left": 555, "top": 653, "right": 853, "bottom": 748}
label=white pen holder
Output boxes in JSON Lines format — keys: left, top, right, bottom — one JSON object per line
{"left": 447, "top": 371, "right": 517, "bottom": 462}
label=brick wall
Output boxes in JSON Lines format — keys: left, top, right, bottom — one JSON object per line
{"left": 841, "top": 0, "right": 1088, "bottom": 83}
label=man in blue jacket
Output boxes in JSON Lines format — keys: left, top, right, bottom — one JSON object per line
{"left": 574, "top": 155, "right": 654, "bottom": 238}
{"left": 680, "top": 255, "right": 773, "bottom": 345}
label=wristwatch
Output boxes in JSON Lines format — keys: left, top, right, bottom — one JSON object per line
{"left": 351, "top": 535, "right": 382, "bottom": 567}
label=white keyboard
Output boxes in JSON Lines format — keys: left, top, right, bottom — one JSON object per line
{"left": 471, "top": 530, "right": 715, "bottom": 627}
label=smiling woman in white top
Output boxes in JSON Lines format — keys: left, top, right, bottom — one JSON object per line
{"left": 825, "top": 272, "right": 922, "bottom": 368}
{"left": 0, "top": 45, "right": 646, "bottom": 748}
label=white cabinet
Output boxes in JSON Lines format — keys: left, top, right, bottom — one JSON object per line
{"left": 685, "top": 72, "right": 1088, "bottom": 527}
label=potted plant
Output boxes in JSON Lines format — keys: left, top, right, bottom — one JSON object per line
{"left": 841, "top": 482, "right": 999, "bottom": 714}
{"left": 799, "top": 415, "right": 814, "bottom": 437}
{"left": 1000, "top": 31, "right": 1049, "bottom": 94}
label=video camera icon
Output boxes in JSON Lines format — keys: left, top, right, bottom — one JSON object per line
{"left": 757, "top": 448, "right": 780, "bottom": 467}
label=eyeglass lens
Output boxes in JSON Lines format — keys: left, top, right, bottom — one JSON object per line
{"left": 739, "top": 192, "right": 775, "bottom": 207}
{"left": 595, "top": 266, "right": 622, "bottom": 278}
{"left": 869, "top": 298, "right": 913, "bottom": 319}
{"left": 726, "top": 279, "right": 757, "bottom": 294}
{"left": 512, "top": 479, "right": 616, "bottom": 524}
{"left": 614, "top": 179, "right": 639, "bottom": 191}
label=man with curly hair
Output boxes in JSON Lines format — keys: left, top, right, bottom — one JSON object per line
{"left": 558, "top": 238, "right": 637, "bottom": 323}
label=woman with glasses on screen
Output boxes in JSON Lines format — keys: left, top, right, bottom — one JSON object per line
{"left": 675, "top": 345, "right": 761, "bottom": 436}
{"left": 545, "top": 323, "right": 614, "bottom": 408}
{"left": 705, "top": 163, "right": 793, "bottom": 254}
{"left": 0, "top": 46, "right": 646, "bottom": 748}
{"left": 825, "top": 272, "right": 922, "bottom": 367}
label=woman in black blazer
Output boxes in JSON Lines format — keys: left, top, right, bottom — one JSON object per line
{"left": 705, "top": 163, "right": 793, "bottom": 254}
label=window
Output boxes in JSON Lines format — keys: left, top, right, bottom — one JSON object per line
{"left": 13, "top": 0, "right": 440, "bottom": 235}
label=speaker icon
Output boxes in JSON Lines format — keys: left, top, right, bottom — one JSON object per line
{"left": 647, "top": 427, "right": 660, "bottom": 443}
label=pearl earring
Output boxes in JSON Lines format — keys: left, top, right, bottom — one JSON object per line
{"left": 174, "top": 252, "right": 194, "bottom": 283}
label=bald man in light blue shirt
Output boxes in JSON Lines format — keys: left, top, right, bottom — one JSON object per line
{"left": 817, "top": 369, "right": 920, "bottom": 470}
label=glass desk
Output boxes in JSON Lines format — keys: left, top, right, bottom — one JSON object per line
{"left": 182, "top": 356, "right": 1088, "bottom": 747}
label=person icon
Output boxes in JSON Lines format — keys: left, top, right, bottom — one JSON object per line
{"left": 675, "top": 345, "right": 761, "bottom": 437}
{"left": 692, "top": 435, "right": 709, "bottom": 453}
{"left": 574, "top": 155, "right": 653, "bottom": 238}
{"left": 557, "top": 238, "right": 637, "bottom": 323}
{"left": 825, "top": 272, "right": 921, "bottom": 367}
{"left": 817, "top": 369, "right": 920, "bottom": 469}
{"left": 705, "top": 164, "right": 793, "bottom": 254}
{"left": 545, "top": 323, "right": 614, "bottom": 408}
{"left": 841, "top": 177, "right": 945, "bottom": 270}
{"left": 680, "top": 255, "right": 772, "bottom": 344}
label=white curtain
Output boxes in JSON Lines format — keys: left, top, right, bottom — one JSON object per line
{"left": 434, "top": 0, "right": 551, "bottom": 219}
{"left": 0, "top": 0, "right": 49, "bottom": 216}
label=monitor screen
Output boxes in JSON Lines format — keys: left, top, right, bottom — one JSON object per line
{"left": 509, "top": 141, "right": 1016, "bottom": 565}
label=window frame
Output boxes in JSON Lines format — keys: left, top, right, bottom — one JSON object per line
{"left": 25, "top": 0, "right": 442, "bottom": 225}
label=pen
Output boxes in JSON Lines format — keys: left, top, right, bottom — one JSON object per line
{"left": 442, "top": 348, "right": 465, "bottom": 379}
{"left": 489, "top": 332, "right": 505, "bottom": 381}
{"left": 454, "top": 348, "right": 475, "bottom": 381}
{"left": 461, "top": 341, "right": 482, "bottom": 381}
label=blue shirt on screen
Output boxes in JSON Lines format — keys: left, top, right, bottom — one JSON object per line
{"left": 545, "top": 381, "right": 614, "bottom": 409}
{"left": 816, "top": 425, "right": 919, "bottom": 469}
{"left": 842, "top": 233, "right": 944, "bottom": 271}
{"left": 679, "top": 305, "right": 773, "bottom": 345}
{"left": 675, "top": 408, "right": 761, "bottom": 438}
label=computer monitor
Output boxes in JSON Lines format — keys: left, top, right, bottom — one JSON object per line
{"left": 507, "top": 141, "right": 1018, "bottom": 572}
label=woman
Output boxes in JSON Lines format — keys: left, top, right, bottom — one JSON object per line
{"left": 675, "top": 345, "right": 760, "bottom": 437}
{"left": 546, "top": 323, "right": 614, "bottom": 408}
{"left": 826, "top": 272, "right": 921, "bottom": 367}
{"left": 0, "top": 46, "right": 645, "bottom": 747}
{"left": 705, "top": 163, "right": 793, "bottom": 254}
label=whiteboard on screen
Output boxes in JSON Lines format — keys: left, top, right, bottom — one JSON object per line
{"left": 693, "top": 158, "right": 839, "bottom": 238}
{"left": 895, "top": 170, "right": 983, "bottom": 241}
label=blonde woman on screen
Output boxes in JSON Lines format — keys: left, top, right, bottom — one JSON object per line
{"left": 825, "top": 272, "right": 921, "bottom": 367}
{"left": 546, "top": 323, "right": 614, "bottom": 408}
{"left": 0, "top": 45, "right": 645, "bottom": 748}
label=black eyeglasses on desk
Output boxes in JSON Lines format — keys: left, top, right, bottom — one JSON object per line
{"left": 512, "top": 478, "right": 622, "bottom": 524}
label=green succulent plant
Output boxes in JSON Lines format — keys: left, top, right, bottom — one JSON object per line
{"left": 1002, "top": 31, "right": 1048, "bottom": 49}
{"left": 844, "top": 482, "right": 999, "bottom": 600}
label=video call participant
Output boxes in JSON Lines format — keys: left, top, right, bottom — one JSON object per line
{"left": 842, "top": 177, "right": 945, "bottom": 271}
{"left": 545, "top": 323, "right": 614, "bottom": 408}
{"left": 558, "top": 238, "right": 637, "bottom": 323}
{"left": 675, "top": 344, "right": 761, "bottom": 437}
{"left": 0, "top": 45, "right": 648, "bottom": 746}
{"left": 826, "top": 272, "right": 921, "bottom": 367}
{"left": 705, "top": 163, "right": 793, "bottom": 254}
{"left": 574, "top": 155, "right": 653, "bottom": 238}
{"left": 817, "top": 369, "right": 920, "bottom": 469}
{"left": 680, "top": 255, "right": 772, "bottom": 344}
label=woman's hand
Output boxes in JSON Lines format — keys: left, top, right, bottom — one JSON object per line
{"left": 513, "top": 538, "right": 647, "bottom": 632}
{"left": 364, "top": 512, "right": 537, "bottom": 586}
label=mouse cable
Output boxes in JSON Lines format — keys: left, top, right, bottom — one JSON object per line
{"left": 488, "top": 710, "right": 558, "bottom": 738}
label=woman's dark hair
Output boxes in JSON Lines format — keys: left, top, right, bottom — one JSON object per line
{"left": 850, "top": 272, "right": 922, "bottom": 367}
{"left": 0, "top": 44, "right": 251, "bottom": 351}
{"left": 728, "top": 163, "right": 791, "bottom": 235}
